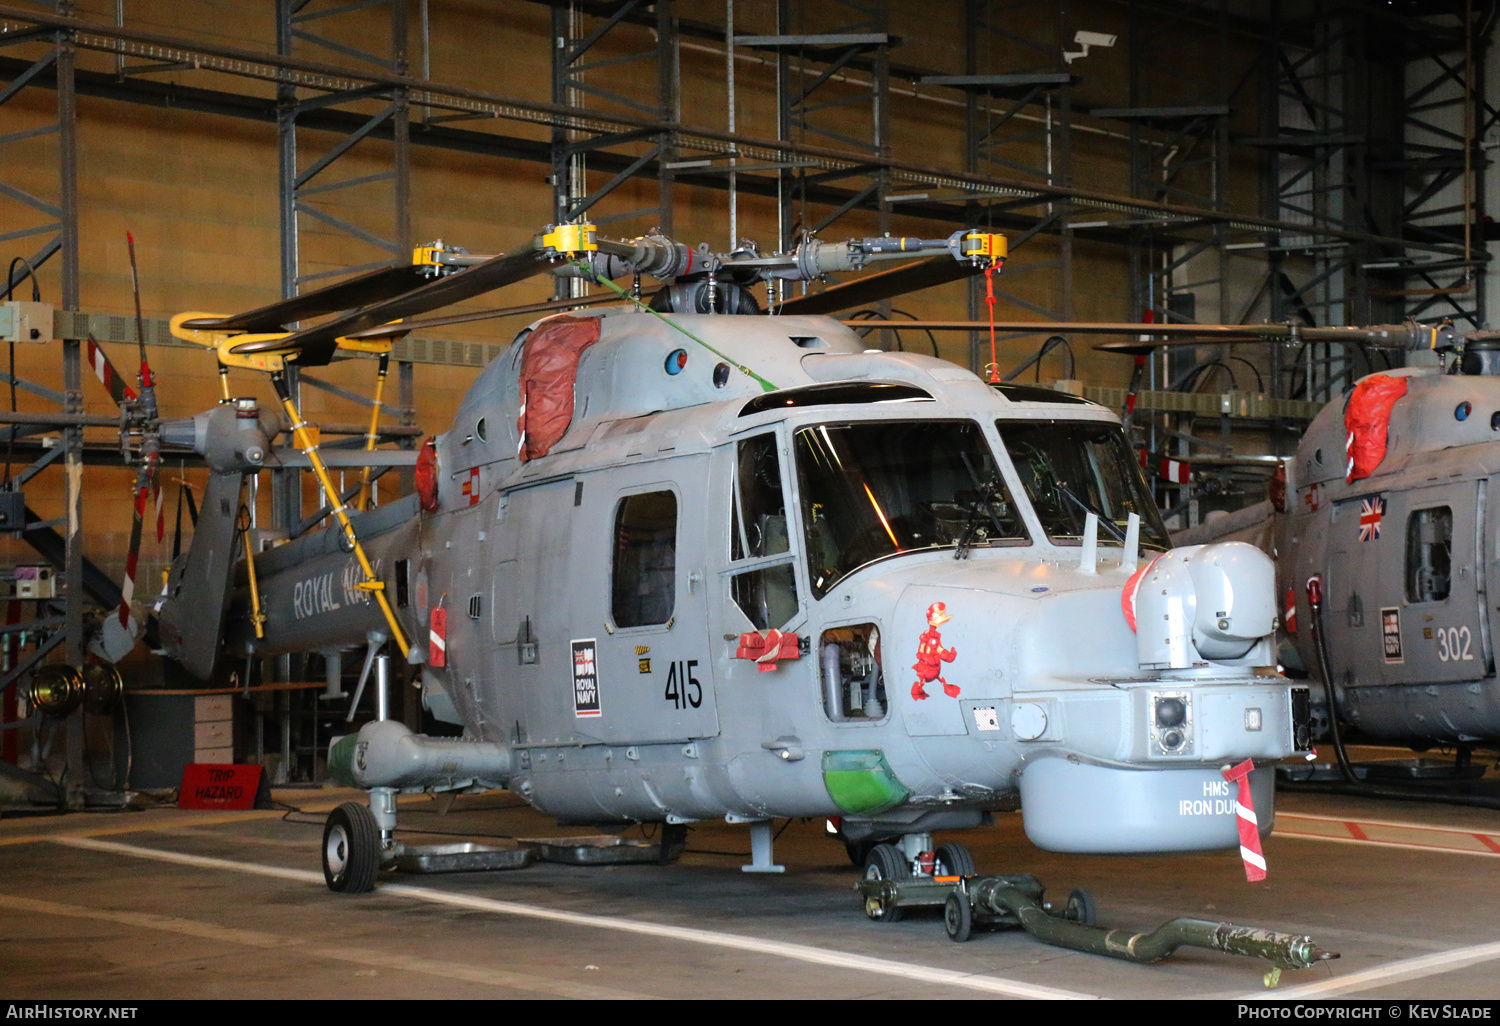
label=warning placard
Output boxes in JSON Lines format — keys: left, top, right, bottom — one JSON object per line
{"left": 1381, "top": 606, "right": 1404, "bottom": 664}
{"left": 179, "top": 764, "right": 263, "bottom": 810}
{"left": 572, "top": 638, "right": 600, "bottom": 717}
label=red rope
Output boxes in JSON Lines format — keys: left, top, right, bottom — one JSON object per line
{"left": 984, "top": 265, "right": 1000, "bottom": 383}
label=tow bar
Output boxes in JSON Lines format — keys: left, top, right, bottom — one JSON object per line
{"left": 858, "top": 872, "right": 1338, "bottom": 972}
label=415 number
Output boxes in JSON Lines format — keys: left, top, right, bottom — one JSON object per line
{"left": 664, "top": 660, "right": 703, "bottom": 709}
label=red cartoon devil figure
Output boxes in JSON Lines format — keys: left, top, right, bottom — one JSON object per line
{"left": 912, "top": 601, "right": 958, "bottom": 701}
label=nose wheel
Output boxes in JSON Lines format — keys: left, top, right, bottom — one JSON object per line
{"left": 323, "top": 801, "right": 380, "bottom": 893}
{"left": 861, "top": 843, "right": 911, "bottom": 922}
{"left": 935, "top": 841, "right": 975, "bottom": 878}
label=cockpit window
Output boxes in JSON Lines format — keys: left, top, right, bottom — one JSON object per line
{"left": 997, "top": 419, "right": 1170, "bottom": 550}
{"left": 794, "top": 420, "right": 1028, "bottom": 598}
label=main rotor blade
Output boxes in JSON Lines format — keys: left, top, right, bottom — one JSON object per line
{"left": 839, "top": 319, "right": 1423, "bottom": 354}
{"left": 183, "top": 263, "right": 437, "bottom": 333}
{"left": 232, "top": 248, "right": 553, "bottom": 365}
{"left": 343, "top": 291, "right": 622, "bottom": 341}
{"left": 839, "top": 319, "right": 1276, "bottom": 339}
{"left": 1092, "top": 323, "right": 1424, "bottom": 354}
{"left": 778, "top": 254, "right": 986, "bottom": 316}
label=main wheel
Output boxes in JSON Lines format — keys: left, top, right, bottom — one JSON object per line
{"left": 1064, "top": 888, "right": 1098, "bottom": 926}
{"left": 323, "top": 802, "right": 380, "bottom": 893}
{"left": 862, "top": 843, "right": 910, "bottom": 923}
{"left": 935, "top": 841, "right": 975, "bottom": 878}
{"left": 944, "top": 891, "right": 973, "bottom": 942}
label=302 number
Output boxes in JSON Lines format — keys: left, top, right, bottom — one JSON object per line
{"left": 664, "top": 660, "right": 702, "bottom": 709}
{"left": 1436, "top": 625, "right": 1476, "bottom": 662}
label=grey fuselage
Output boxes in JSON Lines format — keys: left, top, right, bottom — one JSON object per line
{"left": 227, "top": 308, "right": 1305, "bottom": 853}
{"left": 1280, "top": 365, "right": 1500, "bottom": 744}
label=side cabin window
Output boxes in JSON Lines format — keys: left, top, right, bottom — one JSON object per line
{"left": 729, "top": 434, "right": 799, "bottom": 630}
{"left": 612, "top": 491, "right": 677, "bottom": 628}
{"left": 1406, "top": 506, "right": 1452, "bottom": 603}
{"left": 731, "top": 433, "right": 789, "bottom": 560}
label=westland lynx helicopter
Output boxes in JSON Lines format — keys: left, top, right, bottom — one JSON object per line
{"left": 1053, "top": 319, "right": 1500, "bottom": 778}
{"left": 148, "top": 222, "right": 1315, "bottom": 951}
{"left": 1270, "top": 330, "right": 1500, "bottom": 763}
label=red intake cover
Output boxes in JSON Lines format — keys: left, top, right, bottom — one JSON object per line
{"left": 415, "top": 436, "right": 439, "bottom": 511}
{"left": 1344, "top": 374, "right": 1408, "bottom": 483}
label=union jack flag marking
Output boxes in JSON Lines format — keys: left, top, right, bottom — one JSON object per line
{"left": 1358, "top": 495, "right": 1384, "bottom": 542}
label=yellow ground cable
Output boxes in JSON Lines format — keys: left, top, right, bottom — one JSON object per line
{"left": 270, "top": 371, "right": 412, "bottom": 658}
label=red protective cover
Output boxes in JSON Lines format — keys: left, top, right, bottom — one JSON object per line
{"left": 1120, "top": 556, "right": 1159, "bottom": 633}
{"left": 516, "top": 316, "right": 603, "bottom": 463}
{"left": 1344, "top": 374, "right": 1408, "bottom": 482}
{"left": 415, "top": 436, "right": 439, "bottom": 511}
{"left": 179, "top": 764, "right": 262, "bottom": 810}
{"left": 736, "top": 629, "right": 801, "bottom": 672}
{"left": 1268, "top": 462, "right": 1287, "bottom": 512}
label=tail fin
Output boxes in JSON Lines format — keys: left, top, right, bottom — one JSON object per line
{"left": 156, "top": 470, "right": 244, "bottom": 679}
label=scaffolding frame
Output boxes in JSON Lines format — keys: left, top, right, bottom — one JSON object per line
{"left": 0, "top": 0, "right": 1496, "bottom": 786}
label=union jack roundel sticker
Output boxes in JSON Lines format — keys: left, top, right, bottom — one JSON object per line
{"left": 1358, "top": 495, "right": 1384, "bottom": 542}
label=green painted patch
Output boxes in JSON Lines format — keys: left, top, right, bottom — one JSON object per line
{"left": 327, "top": 734, "right": 358, "bottom": 788}
{"left": 822, "top": 749, "right": 910, "bottom": 815}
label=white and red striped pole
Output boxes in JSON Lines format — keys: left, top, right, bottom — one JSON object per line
{"left": 1222, "top": 758, "right": 1267, "bottom": 882}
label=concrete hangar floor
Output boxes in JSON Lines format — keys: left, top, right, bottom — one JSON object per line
{"left": 3, "top": 747, "right": 1499, "bottom": 1001}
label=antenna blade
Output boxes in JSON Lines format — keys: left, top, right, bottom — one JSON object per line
{"left": 1081, "top": 511, "right": 1098, "bottom": 574}
{"left": 1121, "top": 512, "right": 1141, "bottom": 573}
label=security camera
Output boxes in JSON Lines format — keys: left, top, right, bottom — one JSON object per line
{"left": 1064, "top": 29, "right": 1118, "bottom": 63}
{"left": 1074, "top": 30, "right": 1117, "bottom": 48}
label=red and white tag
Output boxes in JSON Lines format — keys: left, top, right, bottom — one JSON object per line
{"left": 429, "top": 605, "right": 447, "bottom": 668}
{"left": 1159, "top": 458, "right": 1191, "bottom": 484}
{"left": 1222, "top": 758, "right": 1266, "bottom": 882}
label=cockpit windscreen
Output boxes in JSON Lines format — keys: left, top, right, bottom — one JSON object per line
{"left": 997, "top": 419, "right": 1170, "bottom": 550}
{"left": 794, "top": 420, "right": 1027, "bottom": 597}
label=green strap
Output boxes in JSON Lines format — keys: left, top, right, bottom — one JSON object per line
{"left": 570, "top": 260, "right": 777, "bottom": 392}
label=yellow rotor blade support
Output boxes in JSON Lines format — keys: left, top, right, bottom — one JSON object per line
{"left": 170, "top": 312, "right": 288, "bottom": 373}
{"left": 270, "top": 370, "right": 412, "bottom": 659}
{"left": 355, "top": 352, "right": 390, "bottom": 512}
{"left": 236, "top": 505, "right": 266, "bottom": 640}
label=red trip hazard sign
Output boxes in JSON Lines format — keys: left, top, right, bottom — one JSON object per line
{"left": 178, "top": 763, "right": 262, "bottom": 810}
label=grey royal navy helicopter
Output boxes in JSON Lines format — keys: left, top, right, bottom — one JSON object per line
{"left": 1071, "top": 319, "right": 1500, "bottom": 785}
{"left": 1271, "top": 328, "right": 1500, "bottom": 760}
{"left": 139, "top": 221, "right": 1332, "bottom": 969}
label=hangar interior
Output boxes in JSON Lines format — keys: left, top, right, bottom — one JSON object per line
{"left": 0, "top": 0, "right": 1494, "bottom": 796}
